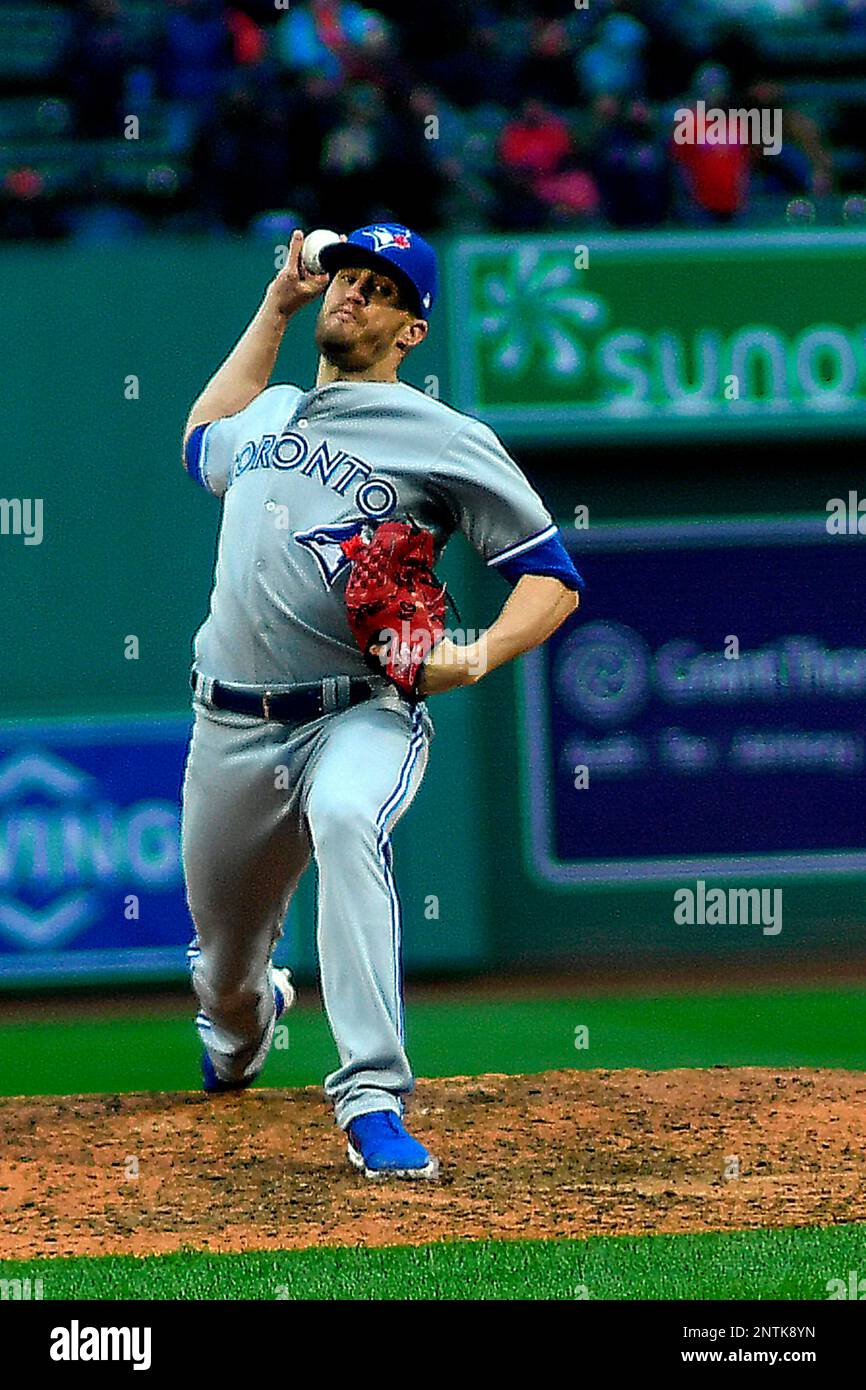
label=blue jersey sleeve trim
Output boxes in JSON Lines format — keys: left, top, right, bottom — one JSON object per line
{"left": 488, "top": 523, "right": 558, "bottom": 565}
{"left": 183, "top": 423, "right": 210, "bottom": 490}
{"left": 492, "top": 532, "right": 585, "bottom": 592}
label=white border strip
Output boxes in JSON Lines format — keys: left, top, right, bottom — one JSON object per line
{"left": 488, "top": 523, "right": 558, "bottom": 566}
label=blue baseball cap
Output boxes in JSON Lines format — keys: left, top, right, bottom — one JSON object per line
{"left": 319, "top": 223, "right": 438, "bottom": 318}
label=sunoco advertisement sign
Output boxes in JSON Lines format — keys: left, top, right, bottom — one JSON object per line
{"left": 450, "top": 231, "right": 866, "bottom": 443}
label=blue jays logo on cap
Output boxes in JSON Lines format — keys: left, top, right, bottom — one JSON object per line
{"left": 363, "top": 225, "right": 413, "bottom": 253}
{"left": 319, "top": 222, "right": 438, "bottom": 317}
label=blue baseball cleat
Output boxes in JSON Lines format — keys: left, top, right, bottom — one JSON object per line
{"left": 272, "top": 968, "right": 294, "bottom": 1019}
{"left": 346, "top": 1110, "right": 439, "bottom": 1180}
{"left": 201, "top": 967, "right": 295, "bottom": 1093}
{"left": 201, "top": 1049, "right": 253, "bottom": 1094}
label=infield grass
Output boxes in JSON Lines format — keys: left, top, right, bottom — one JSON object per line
{"left": 2, "top": 987, "right": 866, "bottom": 1097}
{"left": 0, "top": 1224, "right": 862, "bottom": 1300}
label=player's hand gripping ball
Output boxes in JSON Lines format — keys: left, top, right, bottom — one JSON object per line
{"left": 340, "top": 518, "right": 453, "bottom": 703}
{"left": 302, "top": 228, "right": 342, "bottom": 274}
{"left": 267, "top": 229, "right": 345, "bottom": 317}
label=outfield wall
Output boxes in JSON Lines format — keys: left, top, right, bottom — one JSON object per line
{"left": 2, "top": 236, "right": 864, "bottom": 986}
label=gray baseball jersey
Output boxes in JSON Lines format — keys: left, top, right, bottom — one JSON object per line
{"left": 181, "top": 377, "right": 582, "bottom": 1135}
{"left": 185, "top": 379, "right": 579, "bottom": 685}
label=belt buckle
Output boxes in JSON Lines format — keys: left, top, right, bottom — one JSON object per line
{"left": 262, "top": 690, "right": 272, "bottom": 719}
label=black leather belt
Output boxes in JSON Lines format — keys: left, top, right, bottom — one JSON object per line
{"left": 190, "top": 670, "right": 378, "bottom": 723}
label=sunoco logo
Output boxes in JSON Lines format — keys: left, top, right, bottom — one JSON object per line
{"left": 473, "top": 246, "right": 866, "bottom": 412}
{"left": 0, "top": 749, "right": 179, "bottom": 948}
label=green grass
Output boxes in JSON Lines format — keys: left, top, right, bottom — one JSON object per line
{"left": 2, "top": 1225, "right": 865, "bottom": 1300}
{"left": 2, "top": 988, "right": 865, "bottom": 1097}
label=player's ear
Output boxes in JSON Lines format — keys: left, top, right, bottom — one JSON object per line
{"left": 397, "top": 319, "right": 428, "bottom": 354}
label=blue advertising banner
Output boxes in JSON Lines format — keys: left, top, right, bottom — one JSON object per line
{"left": 0, "top": 703, "right": 487, "bottom": 986}
{"left": 0, "top": 717, "right": 197, "bottom": 984}
{"left": 519, "top": 518, "right": 866, "bottom": 885}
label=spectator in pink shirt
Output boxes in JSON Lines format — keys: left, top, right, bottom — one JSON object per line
{"left": 500, "top": 99, "right": 573, "bottom": 180}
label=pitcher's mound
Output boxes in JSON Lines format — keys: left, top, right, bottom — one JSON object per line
{"left": 2, "top": 1068, "right": 865, "bottom": 1259}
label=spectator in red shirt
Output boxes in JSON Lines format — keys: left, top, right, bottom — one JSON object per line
{"left": 498, "top": 98, "right": 598, "bottom": 228}
{"left": 500, "top": 99, "right": 573, "bottom": 179}
{"left": 671, "top": 65, "right": 752, "bottom": 222}
{"left": 672, "top": 129, "right": 751, "bottom": 220}
{"left": 226, "top": 7, "right": 266, "bottom": 66}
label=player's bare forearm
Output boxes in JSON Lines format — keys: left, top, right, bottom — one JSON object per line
{"left": 418, "top": 574, "right": 579, "bottom": 696}
{"left": 482, "top": 574, "right": 580, "bottom": 672}
{"left": 182, "top": 230, "right": 329, "bottom": 444}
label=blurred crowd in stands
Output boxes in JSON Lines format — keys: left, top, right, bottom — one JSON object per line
{"left": 2, "top": 0, "right": 866, "bottom": 240}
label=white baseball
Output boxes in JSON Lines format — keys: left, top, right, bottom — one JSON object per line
{"left": 301, "top": 228, "right": 342, "bottom": 275}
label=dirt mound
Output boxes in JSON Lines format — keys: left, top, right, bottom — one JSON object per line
{"left": 1, "top": 1068, "right": 864, "bottom": 1259}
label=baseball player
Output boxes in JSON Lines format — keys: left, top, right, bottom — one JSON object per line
{"left": 181, "top": 223, "right": 583, "bottom": 1180}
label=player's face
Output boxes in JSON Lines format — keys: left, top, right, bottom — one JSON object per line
{"left": 315, "top": 266, "right": 425, "bottom": 372}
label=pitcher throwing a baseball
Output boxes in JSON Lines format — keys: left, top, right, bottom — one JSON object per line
{"left": 181, "top": 223, "right": 584, "bottom": 1179}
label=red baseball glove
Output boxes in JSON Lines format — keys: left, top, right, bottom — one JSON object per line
{"left": 340, "top": 516, "right": 454, "bottom": 702}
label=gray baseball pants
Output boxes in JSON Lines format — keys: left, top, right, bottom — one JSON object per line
{"left": 181, "top": 681, "right": 433, "bottom": 1130}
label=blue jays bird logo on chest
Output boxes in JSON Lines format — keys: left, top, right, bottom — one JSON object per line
{"left": 293, "top": 522, "right": 367, "bottom": 587}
